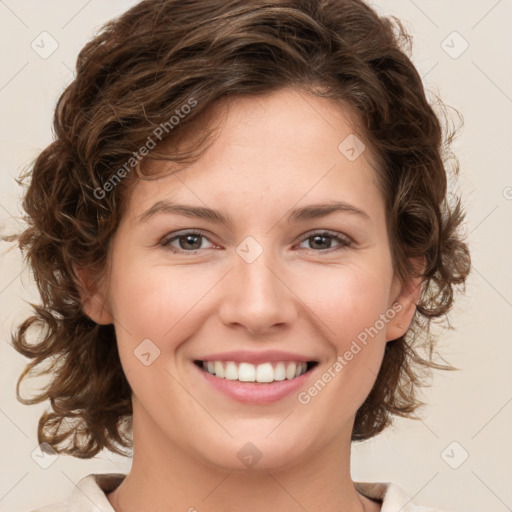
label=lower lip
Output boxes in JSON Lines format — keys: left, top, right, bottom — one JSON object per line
{"left": 194, "top": 363, "right": 313, "bottom": 404}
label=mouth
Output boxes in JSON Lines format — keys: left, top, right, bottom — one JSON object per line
{"left": 193, "top": 360, "right": 319, "bottom": 383}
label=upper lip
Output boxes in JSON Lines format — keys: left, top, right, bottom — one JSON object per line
{"left": 195, "top": 350, "right": 318, "bottom": 365}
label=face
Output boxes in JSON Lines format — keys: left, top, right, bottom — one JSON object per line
{"left": 85, "top": 87, "right": 419, "bottom": 472}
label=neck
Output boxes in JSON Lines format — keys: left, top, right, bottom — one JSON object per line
{"left": 108, "top": 410, "right": 373, "bottom": 512}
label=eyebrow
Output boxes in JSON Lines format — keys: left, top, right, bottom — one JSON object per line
{"left": 137, "top": 199, "right": 371, "bottom": 225}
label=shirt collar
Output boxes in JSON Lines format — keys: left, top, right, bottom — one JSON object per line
{"left": 65, "top": 474, "right": 434, "bottom": 512}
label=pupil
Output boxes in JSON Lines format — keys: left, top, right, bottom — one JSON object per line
{"left": 311, "top": 235, "right": 329, "bottom": 249}
{"left": 181, "top": 235, "right": 201, "bottom": 250}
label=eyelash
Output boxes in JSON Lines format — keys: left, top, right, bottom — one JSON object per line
{"left": 160, "top": 230, "right": 353, "bottom": 254}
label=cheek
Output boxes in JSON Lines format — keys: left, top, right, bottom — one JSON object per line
{"left": 298, "top": 260, "right": 393, "bottom": 345}
{"left": 108, "top": 258, "right": 217, "bottom": 359}
{"left": 278, "top": 264, "right": 395, "bottom": 452}
{"left": 299, "top": 263, "right": 393, "bottom": 398}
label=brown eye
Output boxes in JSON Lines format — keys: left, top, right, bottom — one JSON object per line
{"left": 161, "top": 231, "right": 213, "bottom": 252}
{"left": 308, "top": 234, "right": 333, "bottom": 250}
{"left": 176, "top": 234, "right": 203, "bottom": 250}
{"left": 298, "top": 231, "right": 352, "bottom": 252}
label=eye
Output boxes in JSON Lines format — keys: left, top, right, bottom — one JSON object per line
{"left": 297, "top": 231, "right": 353, "bottom": 252}
{"left": 160, "top": 229, "right": 353, "bottom": 254}
{"left": 161, "top": 231, "right": 215, "bottom": 252}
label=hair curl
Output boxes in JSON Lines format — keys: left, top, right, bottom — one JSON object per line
{"left": 8, "top": 0, "right": 470, "bottom": 458}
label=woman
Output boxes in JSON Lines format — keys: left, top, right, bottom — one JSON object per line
{"left": 11, "top": 0, "right": 470, "bottom": 510}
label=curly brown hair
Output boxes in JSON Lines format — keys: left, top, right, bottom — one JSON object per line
{"left": 8, "top": 0, "right": 470, "bottom": 458}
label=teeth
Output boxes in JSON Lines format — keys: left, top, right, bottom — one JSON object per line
{"left": 225, "top": 361, "right": 238, "bottom": 380}
{"left": 256, "top": 362, "right": 274, "bottom": 383}
{"left": 214, "top": 361, "right": 225, "bottom": 378}
{"left": 238, "top": 362, "right": 255, "bottom": 382}
{"left": 201, "top": 360, "right": 309, "bottom": 382}
{"left": 274, "top": 362, "right": 286, "bottom": 381}
{"left": 285, "top": 362, "right": 297, "bottom": 380}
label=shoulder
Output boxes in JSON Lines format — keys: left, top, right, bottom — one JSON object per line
{"left": 355, "top": 481, "right": 454, "bottom": 512}
{"left": 28, "top": 473, "right": 126, "bottom": 512}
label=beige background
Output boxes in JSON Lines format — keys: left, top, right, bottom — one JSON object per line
{"left": 1, "top": 1, "right": 511, "bottom": 511}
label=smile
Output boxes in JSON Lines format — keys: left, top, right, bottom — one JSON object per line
{"left": 195, "top": 360, "right": 317, "bottom": 383}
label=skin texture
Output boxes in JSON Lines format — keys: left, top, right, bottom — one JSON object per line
{"left": 82, "top": 87, "right": 421, "bottom": 512}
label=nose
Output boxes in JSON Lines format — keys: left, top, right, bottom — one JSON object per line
{"left": 217, "top": 247, "right": 299, "bottom": 336}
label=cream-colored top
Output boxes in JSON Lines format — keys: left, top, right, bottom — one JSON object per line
{"left": 31, "top": 473, "right": 449, "bottom": 512}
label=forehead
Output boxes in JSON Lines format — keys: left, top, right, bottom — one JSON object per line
{"left": 123, "top": 87, "right": 384, "bottom": 223}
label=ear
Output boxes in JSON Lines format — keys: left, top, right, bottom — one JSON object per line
{"left": 385, "top": 258, "right": 425, "bottom": 342}
{"left": 74, "top": 266, "right": 114, "bottom": 325}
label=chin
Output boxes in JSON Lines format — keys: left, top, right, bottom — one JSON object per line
{"left": 188, "top": 428, "right": 313, "bottom": 473}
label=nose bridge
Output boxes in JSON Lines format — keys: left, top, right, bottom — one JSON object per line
{"left": 218, "top": 239, "right": 296, "bottom": 334}
{"left": 239, "top": 253, "right": 279, "bottom": 304}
